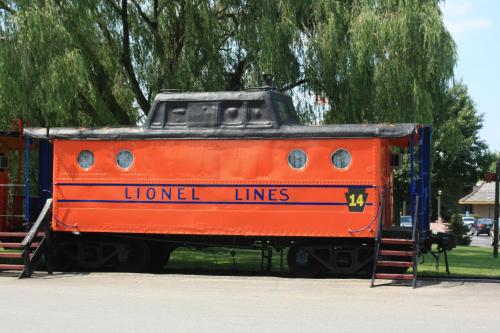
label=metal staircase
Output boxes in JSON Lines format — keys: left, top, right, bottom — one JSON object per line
{"left": 370, "top": 126, "right": 432, "bottom": 288}
{"left": 370, "top": 193, "right": 419, "bottom": 287}
{"left": 370, "top": 222, "right": 419, "bottom": 288}
{"left": 0, "top": 199, "right": 52, "bottom": 278}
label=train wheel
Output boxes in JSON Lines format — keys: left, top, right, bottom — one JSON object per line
{"left": 287, "top": 245, "right": 322, "bottom": 277}
{"left": 116, "top": 240, "right": 150, "bottom": 272}
{"left": 147, "top": 242, "right": 175, "bottom": 272}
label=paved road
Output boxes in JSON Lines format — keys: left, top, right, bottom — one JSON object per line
{"left": 470, "top": 234, "right": 492, "bottom": 247}
{"left": 0, "top": 273, "right": 499, "bottom": 332}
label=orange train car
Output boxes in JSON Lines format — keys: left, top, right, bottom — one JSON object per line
{"left": 24, "top": 86, "right": 442, "bottom": 277}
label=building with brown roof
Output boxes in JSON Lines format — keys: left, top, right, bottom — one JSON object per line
{"left": 458, "top": 181, "right": 496, "bottom": 218}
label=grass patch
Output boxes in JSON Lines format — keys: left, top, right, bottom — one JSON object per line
{"left": 168, "top": 245, "right": 500, "bottom": 278}
{"left": 167, "top": 247, "right": 288, "bottom": 273}
{"left": 417, "top": 245, "right": 500, "bottom": 278}
{"left": 4, "top": 244, "right": 499, "bottom": 278}
{"left": 0, "top": 249, "right": 22, "bottom": 265}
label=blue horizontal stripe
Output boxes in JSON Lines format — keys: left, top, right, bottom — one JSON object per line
{"left": 56, "top": 183, "right": 374, "bottom": 188}
{"left": 58, "top": 199, "right": 373, "bottom": 206}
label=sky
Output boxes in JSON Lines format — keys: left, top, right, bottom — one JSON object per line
{"left": 440, "top": 0, "right": 500, "bottom": 152}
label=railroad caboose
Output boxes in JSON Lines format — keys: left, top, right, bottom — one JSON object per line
{"left": 3, "top": 84, "right": 453, "bottom": 283}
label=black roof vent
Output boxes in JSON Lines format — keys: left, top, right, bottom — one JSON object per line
{"left": 145, "top": 89, "right": 301, "bottom": 130}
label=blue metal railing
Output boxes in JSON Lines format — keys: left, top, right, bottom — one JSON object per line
{"left": 417, "top": 126, "right": 432, "bottom": 232}
{"left": 409, "top": 134, "right": 415, "bottom": 227}
{"left": 24, "top": 136, "right": 30, "bottom": 225}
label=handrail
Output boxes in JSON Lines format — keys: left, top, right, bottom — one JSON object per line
{"left": 21, "top": 198, "right": 52, "bottom": 249}
{"left": 370, "top": 191, "right": 385, "bottom": 287}
{"left": 25, "top": 136, "right": 30, "bottom": 224}
{"left": 19, "top": 198, "right": 52, "bottom": 278}
{"left": 349, "top": 186, "right": 382, "bottom": 234}
{"left": 411, "top": 196, "right": 419, "bottom": 288}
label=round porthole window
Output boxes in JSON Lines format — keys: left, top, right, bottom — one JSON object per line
{"left": 288, "top": 149, "right": 307, "bottom": 169}
{"left": 332, "top": 149, "right": 351, "bottom": 169}
{"left": 77, "top": 150, "right": 94, "bottom": 170}
{"left": 116, "top": 150, "right": 134, "bottom": 169}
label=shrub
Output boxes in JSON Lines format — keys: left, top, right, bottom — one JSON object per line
{"left": 448, "top": 214, "right": 472, "bottom": 245}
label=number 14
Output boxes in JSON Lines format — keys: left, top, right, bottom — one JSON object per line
{"left": 348, "top": 194, "right": 365, "bottom": 207}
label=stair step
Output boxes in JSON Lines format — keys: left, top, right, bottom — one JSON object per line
{"left": 0, "top": 264, "right": 24, "bottom": 271}
{"left": 380, "top": 238, "right": 413, "bottom": 245}
{"left": 377, "top": 261, "right": 413, "bottom": 268}
{"left": 375, "top": 273, "right": 414, "bottom": 280}
{"left": 0, "top": 252, "right": 22, "bottom": 259}
{"left": 379, "top": 250, "right": 414, "bottom": 257}
{"left": 381, "top": 229, "right": 412, "bottom": 239}
{"left": 0, "top": 232, "right": 44, "bottom": 238}
{"left": 0, "top": 242, "right": 40, "bottom": 249}
{"left": 0, "top": 252, "right": 33, "bottom": 259}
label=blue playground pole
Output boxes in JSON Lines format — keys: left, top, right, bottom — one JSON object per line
{"left": 25, "top": 136, "right": 30, "bottom": 225}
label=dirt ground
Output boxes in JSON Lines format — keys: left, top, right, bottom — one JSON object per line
{"left": 0, "top": 272, "right": 499, "bottom": 332}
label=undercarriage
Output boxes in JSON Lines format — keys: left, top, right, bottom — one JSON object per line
{"left": 50, "top": 233, "right": 385, "bottom": 276}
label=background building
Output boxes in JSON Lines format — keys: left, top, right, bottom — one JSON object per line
{"left": 459, "top": 181, "right": 496, "bottom": 218}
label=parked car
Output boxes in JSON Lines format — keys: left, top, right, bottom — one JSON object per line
{"left": 462, "top": 216, "right": 476, "bottom": 231}
{"left": 471, "top": 218, "right": 493, "bottom": 236}
{"left": 400, "top": 215, "right": 412, "bottom": 227}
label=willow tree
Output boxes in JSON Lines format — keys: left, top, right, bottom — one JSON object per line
{"left": 0, "top": 0, "right": 303, "bottom": 126}
{"left": 0, "top": 0, "right": 455, "bottom": 127}
{"left": 304, "top": 0, "right": 456, "bottom": 124}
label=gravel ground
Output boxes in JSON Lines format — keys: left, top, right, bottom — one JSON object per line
{"left": 0, "top": 272, "right": 499, "bottom": 332}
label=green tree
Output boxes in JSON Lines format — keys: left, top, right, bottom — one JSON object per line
{"left": 0, "top": 0, "right": 305, "bottom": 126}
{"left": 1, "top": 0, "right": 455, "bottom": 128}
{"left": 448, "top": 214, "right": 471, "bottom": 246}
{"left": 306, "top": 0, "right": 456, "bottom": 124}
{"left": 432, "top": 82, "right": 494, "bottom": 218}
{"left": 393, "top": 83, "right": 493, "bottom": 220}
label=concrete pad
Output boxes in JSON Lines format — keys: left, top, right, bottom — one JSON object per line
{"left": 0, "top": 273, "right": 499, "bottom": 332}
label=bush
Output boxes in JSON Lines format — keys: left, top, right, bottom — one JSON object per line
{"left": 448, "top": 214, "right": 472, "bottom": 245}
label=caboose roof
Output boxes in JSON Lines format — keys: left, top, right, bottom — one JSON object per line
{"left": 24, "top": 123, "right": 418, "bottom": 140}
{"left": 24, "top": 89, "right": 420, "bottom": 141}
